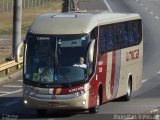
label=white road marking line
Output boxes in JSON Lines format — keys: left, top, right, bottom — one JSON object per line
{"left": 1, "top": 98, "right": 20, "bottom": 106}
{"left": 136, "top": 0, "right": 139, "bottom": 1}
{"left": 142, "top": 79, "right": 148, "bottom": 84}
{"left": 0, "top": 91, "right": 11, "bottom": 94}
{"left": 155, "top": 16, "right": 160, "bottom": 20}
{"left": 145, "top": 7, "right": 148, "bottom": 10}
{"left": 2, "top": 85, "right": 22, "bottom": 88}
{"left": 0, "top": 89, "right": 22, "bottom": 97}
{"left": 140, "top": 4, "right": 144, "bottom": 6}
{"left": 150, "top": 109, "right": 159, "bottom": 113}
{"left": 150, "top": 12, "right": 154, "bottom": 15}
{"left": 153, "top": 109, "right": 158, "bottom": 112}
{"left": 157, "top": 71, "right": 160, "bottom": 74}
{"left": 4, "top": 100, "right": 19, "bottom": 106}
{"left": 104, "top": 0, "right": 113, "bottom": 12}
{"left": 18, "top": 80, "right": 23, "bottom": 82}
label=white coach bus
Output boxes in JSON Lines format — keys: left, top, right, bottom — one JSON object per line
{"left": 23, "top": 11, "right": 143, "bottom": 115}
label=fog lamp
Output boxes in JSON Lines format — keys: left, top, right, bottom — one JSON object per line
{"left": 82, "top": 100, "right": 86, "bottom": 105}
{"left": 24, "top": 100, "right": 28, "bottom": 104}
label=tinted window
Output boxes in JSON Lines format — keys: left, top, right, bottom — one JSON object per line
{"left": 120, "top": 23, "right": 128, "bottom": 48}
{"left": 99, "top": 20, "right": 142, "bottom": 53}
{"left": 100, "top": 27, "right": 106, "bottom": 53}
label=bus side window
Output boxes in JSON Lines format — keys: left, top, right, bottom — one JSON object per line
{"left": 114, "top": 24, "right": 122, "bottom": 49}
{"left": 121, "top": 23, "right": 128, "bottom": 48}
{"left": 106, "top": 25, "right": 114, "bottom": 52}
{"left": 133, "top": 20, "right": 140, "bottom": 44}
{"left": 127, "top": 22, "right": 134, "bottom": 46}
{"left": 99, "top": 27, "right": 106, "bottom": 53}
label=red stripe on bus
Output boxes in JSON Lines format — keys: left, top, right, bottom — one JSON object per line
{"left": 110, "top": 51, "right": 116, "bottom": 95}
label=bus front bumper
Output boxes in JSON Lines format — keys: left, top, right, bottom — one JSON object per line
{"left": 23, "top": 92, "right": 89, "bottom": 110}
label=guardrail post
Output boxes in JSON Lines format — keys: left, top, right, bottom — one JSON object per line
{"left": 17, "top": 64, "right": 21, "bottom": 70}
{"left": 5, "top": 69, "right": 9, "bottom": 75}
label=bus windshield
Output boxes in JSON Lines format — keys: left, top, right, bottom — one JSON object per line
{"left": 24, "top": 34, "right": 89, "bottom": 87}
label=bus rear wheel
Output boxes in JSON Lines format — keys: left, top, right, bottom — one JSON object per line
{"left": 89, "top": 93, "right": 100, "bottom": 113}
{"left": 123, "top": 80, "right": 132, "bottom": 101}
{"left": 36, "top": 109, "right": 47, "bottom": 116}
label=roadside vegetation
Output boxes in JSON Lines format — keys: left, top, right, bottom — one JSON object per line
{"left": 0, "top": 0, "right": 63, "bottom": 35}
{"left": 0, "top": 0, "right": 63, "bottom": 64}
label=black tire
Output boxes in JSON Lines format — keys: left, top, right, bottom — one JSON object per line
{"left": 89, "top": 93, "right": 100, "bottom": 113}
{"left": 36, "top": 109, "right": 47, "bottom": 116}
{"left": 123, "top": 80, "right": 132, "bottom": 101}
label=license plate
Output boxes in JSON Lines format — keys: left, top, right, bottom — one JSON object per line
{"left": 48, "top": 102, "right": 59, "bottom": 107}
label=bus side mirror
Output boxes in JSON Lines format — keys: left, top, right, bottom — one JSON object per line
{"left": 88, "top": 39, "right": 95, "bottom": 63}
{"left": 15, "top": 41, "right": 24, "bottom": 63}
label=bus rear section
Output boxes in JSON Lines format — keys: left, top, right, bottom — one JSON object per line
{"left": 23, "top": 11, "right": 143, "bottom": 115}
{"left": 98, "top": 19, "right": 143, "bottom": 102}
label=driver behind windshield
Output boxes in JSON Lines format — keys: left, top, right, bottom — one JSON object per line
{"left": 73, "top": 57, "right": 87, "bottom": 69}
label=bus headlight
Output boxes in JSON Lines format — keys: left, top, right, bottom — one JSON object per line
{"left": 82, "top": 100, "right": 86, "bottom": 105}
{"left": 72, "top": 90, "right": 85, "bottom": 97}
{"left": 24, "top": 100, "right": 28, "bottom": 104}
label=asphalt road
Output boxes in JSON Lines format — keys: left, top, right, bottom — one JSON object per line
{"left": 1, "top": 0, "right": 160, "bottom": 120}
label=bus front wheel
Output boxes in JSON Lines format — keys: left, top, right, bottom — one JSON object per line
{"left": 89, "top": 93, "right": 100, "bottom": 113}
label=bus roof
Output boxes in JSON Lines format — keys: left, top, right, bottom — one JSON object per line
{"left": 29, "top": 11, "right": 141, "bottom": 35}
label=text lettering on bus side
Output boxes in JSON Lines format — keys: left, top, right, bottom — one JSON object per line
{"left": 126, "top": 49, "right": 139, "bottom": 61}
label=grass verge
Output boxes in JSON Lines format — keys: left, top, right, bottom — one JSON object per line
{"left": 0, "top": 0, "right": 63, "bottom": 64}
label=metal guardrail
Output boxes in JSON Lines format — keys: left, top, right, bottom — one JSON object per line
{"left": 0, "top": 0, "right": 56, "bottom": 13}
{"left": 0, "top": 58, "right": 23, "bottom": 75}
